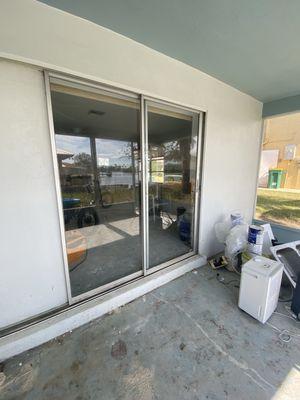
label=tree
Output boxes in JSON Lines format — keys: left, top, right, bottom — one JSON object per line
{"left": 73, "top": 152, "right": 92, "bottom": 171}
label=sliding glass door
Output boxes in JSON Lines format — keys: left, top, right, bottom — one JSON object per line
{"left": 145, "top": 100, "right": 200, "bottom": 270}
{"left": 47, "top": 75, "right": 202, "bottom": 302}
{"left": 50, "top": 78, "right": 142, "bottom": 299}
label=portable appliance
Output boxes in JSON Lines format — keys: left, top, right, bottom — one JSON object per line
{"left": 238, "top": 256, "right": 283, "bottom": 323}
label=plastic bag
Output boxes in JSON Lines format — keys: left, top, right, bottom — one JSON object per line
{"left": 225, "top": 224, "right": 248, "bottom": 256}
{"left": 215, "top": 212, "right": 248, "bottom": 270}
{"left": 215, "top": 211, "right": 244, "bottom": 244}
{"left": 215, "top": 219, "right": 232, "bottom": 244}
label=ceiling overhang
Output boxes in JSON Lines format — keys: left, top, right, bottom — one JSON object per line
{"left": 39, "top": 0, "right": 300, "bottom": 107}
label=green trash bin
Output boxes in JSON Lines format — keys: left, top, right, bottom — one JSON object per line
{"left": 268, "top": 169, "right": 284, "bottom": 189}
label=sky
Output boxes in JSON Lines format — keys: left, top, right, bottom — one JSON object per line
{"left": 55, "top": 134, "right": 133, "bottom": 165}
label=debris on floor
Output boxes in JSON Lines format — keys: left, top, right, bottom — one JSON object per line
{"left": 213, "top": 214, "right": 300, "bottom": 327}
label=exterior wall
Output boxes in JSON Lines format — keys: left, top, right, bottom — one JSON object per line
{"left": 0, "top": 0, "right": 262, "bottom": 328}
{"left": 263, "top": 114, "right": 300, "bottom": 189}
{"left": 0, "top": 61, "right": 68, "bottom": 328}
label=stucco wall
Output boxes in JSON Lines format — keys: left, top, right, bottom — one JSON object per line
{"left": 0, "top": 61, "right": 68, "bottom": 328}
{"left": 0, "top": 0, "right": 262, "bottom": 328}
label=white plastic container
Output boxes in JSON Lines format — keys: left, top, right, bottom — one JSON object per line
{"left": 238, "top": 256, "right": 283, "bottom": 323}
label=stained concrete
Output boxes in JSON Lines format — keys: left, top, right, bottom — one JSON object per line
{"left": 1, "top": 266, "right": 300, "bottom": 400}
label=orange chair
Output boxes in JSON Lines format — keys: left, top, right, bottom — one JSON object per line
{"left": 66, "top": 231, "right": 87, "bottom": 271}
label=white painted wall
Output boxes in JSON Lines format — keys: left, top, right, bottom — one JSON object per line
{"left": 0, "top": 61, "right": 68, "bottom": 328}
{"left": 0, "top": 0, "right": 262, "bottom": 328}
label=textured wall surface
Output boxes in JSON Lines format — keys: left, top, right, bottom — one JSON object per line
{"left": 0, "top": 61, "right": 68, "bottom": 328}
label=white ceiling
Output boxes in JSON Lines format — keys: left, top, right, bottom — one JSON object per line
{"left": 52, "top": 91, "right": 192, "bottom": 144}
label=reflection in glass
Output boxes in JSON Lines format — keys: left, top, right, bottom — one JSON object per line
{"left": 51, "top": 82, "right": 141, "bottom": 297}
{"left": 147, "top": 104, "right": 199, "bottom": 268}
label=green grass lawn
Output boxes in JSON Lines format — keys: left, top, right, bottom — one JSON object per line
{"left": 255, "top": 188, "right": 300, "bottom": 228}
{"left": 62, "top": 187, "right": 134, "bottom": 207}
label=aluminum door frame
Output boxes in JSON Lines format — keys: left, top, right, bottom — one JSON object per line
{"left": 45, "top": 71, "right": 204, "bottom": 304}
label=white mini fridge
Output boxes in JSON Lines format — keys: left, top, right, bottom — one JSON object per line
{"left": 238, "top": 256, "right": 283, "bottom": 323}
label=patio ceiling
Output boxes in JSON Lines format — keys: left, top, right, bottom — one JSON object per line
{"left": 39, "top": 0, "right": 300, "bottom": 103}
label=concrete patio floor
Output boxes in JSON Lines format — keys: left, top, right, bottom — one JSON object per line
{"left": 1, "top": 265, "right": 300, "bottom": 400}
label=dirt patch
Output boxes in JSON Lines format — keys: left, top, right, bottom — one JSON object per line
{"left": 179, "top": 342, "right": 186, "bottom": 351}
{"left": 0, "top": 372, "right": 6, "bottom": 387}
{"left": 70, "top": 361, "right": 82, "bottom": 374}
{"left": 123, "top": 361, "right": 154, "bottom": 400}
{"left": 111, "top": 340, "right": 127, "bottom": 360}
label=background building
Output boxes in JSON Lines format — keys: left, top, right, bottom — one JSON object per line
{"left": 259, "top": 113, "right": 300, "bottom": 189}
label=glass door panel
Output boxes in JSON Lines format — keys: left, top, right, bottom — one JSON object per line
{"left": 50, "top": 79, "right": 142, "bottom": 298}
{"left": 146, "top": 101, "right": 199, "bottom": 268}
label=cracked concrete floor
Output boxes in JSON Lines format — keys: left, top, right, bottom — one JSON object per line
{"left": 1, "top": 265, "right": 300, "bottom": 400}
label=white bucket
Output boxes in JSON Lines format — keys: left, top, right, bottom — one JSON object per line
{"left": 248, "top": 225, "right": 264, "bottom": 255}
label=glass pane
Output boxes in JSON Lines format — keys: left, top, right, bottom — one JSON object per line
{"left": 51, "top": 80, "right": 142, "bottom": 297}
{"left": 147, "top": 103, "right": 199, "bottom": 268}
